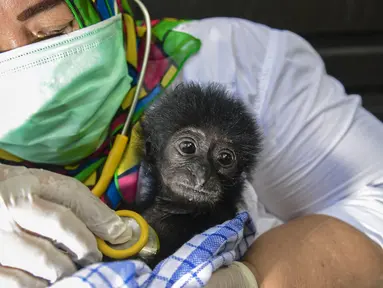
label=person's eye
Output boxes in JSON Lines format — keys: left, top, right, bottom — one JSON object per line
{"left": 216, "top": 150, "right": 236, "bottom": 167}
{"left": 50, "top": 27, "right": 67, "bottom": 35}
{"left": 40, "top": 27, "right": 67, "bottom": 38}
{"left": 178, "top": 140, "right": 197, "bottom": 155}
{"left": 36, "top": 21, "right": 75, "bottom": 39}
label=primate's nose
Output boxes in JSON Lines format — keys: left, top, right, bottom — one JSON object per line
{"left": 194, "top": 165, "right": 211, "bottom": 188}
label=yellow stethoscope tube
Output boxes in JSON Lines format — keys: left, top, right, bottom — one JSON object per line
{"left": 92, "top": 134, "right": 128, "bottom": 199}
{"left": 92, "top": 0, "right": 152, "bottom": 260}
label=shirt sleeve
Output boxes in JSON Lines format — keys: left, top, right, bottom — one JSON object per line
{"left": 171, "top": 17, "right": 270, "bottom": 107}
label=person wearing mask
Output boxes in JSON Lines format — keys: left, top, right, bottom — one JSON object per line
{"left": 0, "top": 0, "right": 382, "bottom": 287}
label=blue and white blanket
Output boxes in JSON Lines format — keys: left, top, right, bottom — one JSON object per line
{"left": 50, "top": 212, "right": 256, "bottom": 288}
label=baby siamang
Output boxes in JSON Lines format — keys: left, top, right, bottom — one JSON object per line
{"left": 135, "top": 82, "right": 262, "bottom": 267}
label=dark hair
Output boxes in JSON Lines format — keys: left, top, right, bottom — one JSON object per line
{"left": 141, "top": 82, "right": 262, "bottom": 173}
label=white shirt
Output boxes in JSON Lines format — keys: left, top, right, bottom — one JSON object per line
{"left": 171, "top": 17, "right": 383, "bottom": 246}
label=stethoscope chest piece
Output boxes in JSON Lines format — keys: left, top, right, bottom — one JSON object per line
{"left": 135, "top": 225, "right": 160, "bottom": 261}
{"left": 96, "top": 210, "right": 159, "bottom": 260}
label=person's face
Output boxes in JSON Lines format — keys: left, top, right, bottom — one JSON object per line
{"left": 0, "top": 0, "right": 79, "bottom": 53}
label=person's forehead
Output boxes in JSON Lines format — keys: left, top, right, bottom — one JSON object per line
{"left": 1, "top": 0, "right": 67, "bottom": 18}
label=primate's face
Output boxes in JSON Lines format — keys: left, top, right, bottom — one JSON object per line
{"left": 142, "top": 83, "right": 261, "bottom": 207}
{"left": 160, "top": 127, "right": 240, "bottom": 205}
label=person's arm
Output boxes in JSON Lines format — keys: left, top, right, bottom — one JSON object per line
{"left": 210, "top": 214, "right": 383, "bottom": 288}
{"left": 207, "top": 214, "right": 383, "bottom": 287}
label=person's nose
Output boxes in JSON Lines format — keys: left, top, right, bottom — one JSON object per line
{"left": 0, "top": 26, "right": 34, "bottom": 52}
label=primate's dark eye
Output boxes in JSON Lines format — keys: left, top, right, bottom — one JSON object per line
{"left": 217, "top": 151, "right": 235, "bottom": 167}
{"left": 179, "top": 141, "right": 196, "bottom": 154}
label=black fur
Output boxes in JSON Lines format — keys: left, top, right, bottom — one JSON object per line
{"left": 135, "top": 82, "right": 261, "bottom": 267}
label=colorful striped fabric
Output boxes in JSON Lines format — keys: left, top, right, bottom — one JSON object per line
{"left": 0, "top": 0, "right": 201, "bottom": 209}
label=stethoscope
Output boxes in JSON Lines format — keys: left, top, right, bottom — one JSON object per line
{"left": 92, "top": 0, "right": 152, "bottom": 260}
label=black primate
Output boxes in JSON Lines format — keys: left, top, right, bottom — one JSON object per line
{"left": 136, "top": 82, "right": 262, "bottom": 267}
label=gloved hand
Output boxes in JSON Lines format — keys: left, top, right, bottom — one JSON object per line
{"left": 0, "top": 164, "right": 133, "bottom": 287}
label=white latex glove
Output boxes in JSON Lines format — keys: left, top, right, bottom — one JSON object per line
{"left": 0, "top": 164, "right": 133, "bottom": 287}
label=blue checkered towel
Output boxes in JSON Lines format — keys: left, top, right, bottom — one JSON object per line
{"left": 50, "top": 212, "right": 256, "bottom": 288}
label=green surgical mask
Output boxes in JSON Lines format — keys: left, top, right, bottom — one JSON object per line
{"left": 0, "top": 15, "right": 132, "bottom": 165}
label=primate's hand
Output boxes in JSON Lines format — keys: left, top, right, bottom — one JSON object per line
{"left": 0, "top": 164, "right": 133, "bottom": 287}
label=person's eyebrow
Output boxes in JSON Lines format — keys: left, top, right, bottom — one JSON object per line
{"left": 17, "top": 0, "right": 63, "bottom": 22}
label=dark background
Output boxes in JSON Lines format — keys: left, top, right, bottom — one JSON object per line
{"left": 132, "top": 0, "right": 383, "bottom": 120}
